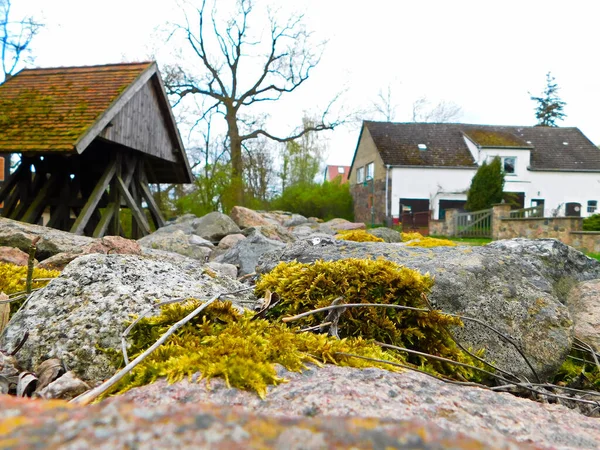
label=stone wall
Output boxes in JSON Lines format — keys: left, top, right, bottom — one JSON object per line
{"left": 568, "top": 232, "right": 600, "bottom": 253}
{"left": 351, "top": 179, "right": 387, "bottom": 225}
{"left": 493, "top": 216, "right": 582, "bottom": 241}
{"left": 428, "top": 203, "right": 600, "bottom": 253}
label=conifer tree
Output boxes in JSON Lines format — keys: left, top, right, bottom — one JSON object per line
{"left": 465, "top": 157, "right": 505, "bottom": 211}
{"left": 530, "top": 72, "right": 567, "bottom": 127}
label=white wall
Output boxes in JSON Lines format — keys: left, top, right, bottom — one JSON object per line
{"left": 390, "top": 167, "right": 475, "bottom": 219}
{"left": 391, "top": 148, "right": 600, "bottom": 218}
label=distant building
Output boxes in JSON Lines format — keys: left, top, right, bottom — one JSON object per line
{"left": 349, "top": 121, "right": 600, "bottom": 225}
{"left": 324, "top": 165, "right": 350, "bottom": 183}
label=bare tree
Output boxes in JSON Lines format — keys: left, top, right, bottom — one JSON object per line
{"left": 412, "top": 96, "right": 462, "bottom": 123}
{"left": 165, "top": 0, "right": 338, "bottom": 205}
{"left": 371, "top": 85, "right": 397, "bottom": 122}
{"left": 0, "top": 0, "right": 42, "bottom": 83}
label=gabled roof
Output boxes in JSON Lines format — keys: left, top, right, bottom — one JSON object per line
{"left": 361, "top": 121, "right": 600, "bottom": 171}
{"left": 0, "top": 62, "right": 152, "bottom": 152}
{"left": 0, "top": 62, "right": 193, "bottom": 183}
{"left": 325, "top": 165, "right": 350, "bottom": 183}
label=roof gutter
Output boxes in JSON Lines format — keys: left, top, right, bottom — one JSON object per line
{"left": 528, "top": 168, "right": 600, "bottom": 173}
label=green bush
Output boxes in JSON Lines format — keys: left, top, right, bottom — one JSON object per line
{"left": 465, "top": 157, "right": 505, "bottom": 211}
{"left": 271, "top": 179, "right": 354, "bottom": 221}
{"left": 583, "top": 214, "right": 600, "bottom": 231}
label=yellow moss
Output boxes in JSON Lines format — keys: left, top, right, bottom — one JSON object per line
{"left": 401, "top": 232, "right": 424, "bottom": 242}
{"left": 405, "top": 237, "right": 457, "bottom": 248}
{"left": 255, "top": 258, "right": 486, "bottom": 381}
{"left": 105, "top": 300, "right": 403, "bottom": 399}
{"left": 335, "top": 230, "right": 384, "bottom": 243}
{"left": 0, "top": 262, "right": 60, "bottom": 315}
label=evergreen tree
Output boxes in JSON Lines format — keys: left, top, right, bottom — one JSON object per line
{"left": 465, "top": 157, "right": 505, "bottom": 211}
{"left": 530, "top": 72, "right": 567, "bottom": 127}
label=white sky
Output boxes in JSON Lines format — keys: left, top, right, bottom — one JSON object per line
{"left": 12, "top": 0, "right": 600, "bottom": 166}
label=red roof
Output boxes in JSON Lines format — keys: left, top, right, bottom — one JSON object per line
{"left": 325, "top": 165, "right": 350, "bottom": 183}
{"left": 0, "top": 62, "right": 153, "bottom": 152}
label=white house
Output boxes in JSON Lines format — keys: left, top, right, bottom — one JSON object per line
{"left": 348, "top": 121, "right": 600, "bottom": 224}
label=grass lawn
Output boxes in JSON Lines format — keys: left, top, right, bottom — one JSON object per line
{"left": 433, "top": 236, "right": 492, "bottom": 246}
{"left": 586, "top": 252, "right": 600, "bottom": 261}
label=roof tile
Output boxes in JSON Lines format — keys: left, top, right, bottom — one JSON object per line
{"left": 364, "top": 121, "right": 600, "bottom": 171}
{"left": 0, "top": 62, "right": 153, "bottom": 152}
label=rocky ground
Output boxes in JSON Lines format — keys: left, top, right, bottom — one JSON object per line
{"left": 1, "top": 207, "right": 600, "bottom": 449}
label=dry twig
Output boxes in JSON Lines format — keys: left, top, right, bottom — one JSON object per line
{"left": 71, "top": 286, "right": 253, "bottom": 406}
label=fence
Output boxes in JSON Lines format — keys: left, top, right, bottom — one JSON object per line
{"left": 508, "top": 206, "right": 543, "bottom": 219}
{"left": 454, "top": 208, "right": 493, "bottom": 238}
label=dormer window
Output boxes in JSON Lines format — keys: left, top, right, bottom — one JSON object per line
{"left": 503, "top": 157, "right": 516, "bottom": 175}
{"left": 338, "top": 166, "right": 345, "bottom": 173}
{"left": 418, "top": 144, "right": 427, "bottom": 151}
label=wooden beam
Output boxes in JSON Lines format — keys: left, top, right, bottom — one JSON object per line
{"left": 137, "top": 180, "right": 165, "bottom": 228}
{"left": 21, "top": 173, "right": 60, "bottom": 224}
{"left": 0, "top": 162, "right": 25, "bottom": 206}
{"left": 93, "top": 204, "right": 115, "bottom": 238}
{"left": 47, "top": 176, "right": 73, "bottom": 229}
{"left": 70, "top": 160, "right": 117, "bottom": 235}
{"left": 116, "top": 175, "right": 151, "bottom": 235}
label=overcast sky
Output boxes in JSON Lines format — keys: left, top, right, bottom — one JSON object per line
{"left": 13, "top": 0, "right": 600, "bottom": 166}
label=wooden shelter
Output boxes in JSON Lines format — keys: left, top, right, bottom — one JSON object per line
{"left": 0, "top": 62, "right": 192, "bottom": 238}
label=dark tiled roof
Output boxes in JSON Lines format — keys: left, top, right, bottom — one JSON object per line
{"left": 363, "top": 121, "right": 600, "bottom": 171}
{"left": 0, "top": 62, "right": 153, "bottom": 152}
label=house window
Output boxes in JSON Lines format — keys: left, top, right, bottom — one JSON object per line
{"left": 366, "top": 162, "right": 374, "bottom": 179}
{"left": 338, "top": 166, "right": 345, "bottom": 173}
{"left": 357, "top": 167, "right": 365, "bottom": 184}
{"left": 588, "top": 200, "right": 597, "bottom": 214}
{"left": 502, "top": 157, "right": 516, "bottom": 175}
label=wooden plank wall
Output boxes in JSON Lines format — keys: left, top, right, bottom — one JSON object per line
{"left": 100, "top": 81, "right": 178, "bottom": 163}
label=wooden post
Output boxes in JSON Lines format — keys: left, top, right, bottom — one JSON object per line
{"left": 70, "top": 160, "right": 117, "bottom": 235}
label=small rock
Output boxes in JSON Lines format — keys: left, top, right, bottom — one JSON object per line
{"left": 193, "top": 212, "right": 241, "bottom": 241}
{"left": 205, "top": 262, "right": 238, "bottom": 279}
{"left": 241, "top": 226, "right": 296, "bottom": 243}
{"left": 283, "top": 214, "right": 308, "bottom": 228}
{"left": 35, "top": 371, "right": 90, "bottom": 400}
{"left": 229, "top": 206, "right": 272, "bottom": 229}
{"left": 189, "top": 235, "right": 215, "bottom": 248}
{"left": 218, "top": 234, "right": 246, "bottom": 250}
{"left": 139, "top": 230, "right": 211, "bottom": 261}
{"left": 325, "top": 218, "right": 366, "bottom": 232}
{"left": 215, "top": 230, "right": 285, "bottom": 276}
{"left": 368, "top": 227, "right": 403, "bottom": 243}
{"left": 0, "top": 247, "right": 31, "bottom": 266}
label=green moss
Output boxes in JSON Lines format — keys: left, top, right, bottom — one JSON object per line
{"left": 553, "top": 351, "right": 600, "bottom": 390}
{"left": 255, "top": 258, "right": 486, "bottom": 381}
{"left": 335, "top": 230, "right": 384, "bottom": 242}
{"left": 401, "top": 232, "right": 457, "bottom": 247}
{"left": 104, "top": 300, "right": 403, "bottom": 399}
{"left": 0, "top": 262, "right": 60, "bottom": 316}
{"left": 464, "top": 129, "right": 527, "bottom": 147}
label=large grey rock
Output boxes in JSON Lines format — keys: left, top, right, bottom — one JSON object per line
{"left": 216, "top": 230, "right": 285, "bottom": 276}
{"left": 138, "top": 230, "right": 212, "bottom": 260}
{"left": 368, "top": 227, "right": 403, "bottom": 243}
{"left": 0, "top": 254, "right": 256, "bottom": 382}
{"left": 0, "top": 217, "right": 93, "bottom": 260}
{"left": 115, "top": 365, "right": 600, "bottom": 449}
{"left": 283, "top": 214, "right": 309, "bottom": 227}
{"left": 567, "top": 279, "right": 600, "bottom": 352}
{"left": 257, "top": 238, "right": 600, "bottom": 381}
{"left": 193, "top": 212, "right": 241, "bottom": 242}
